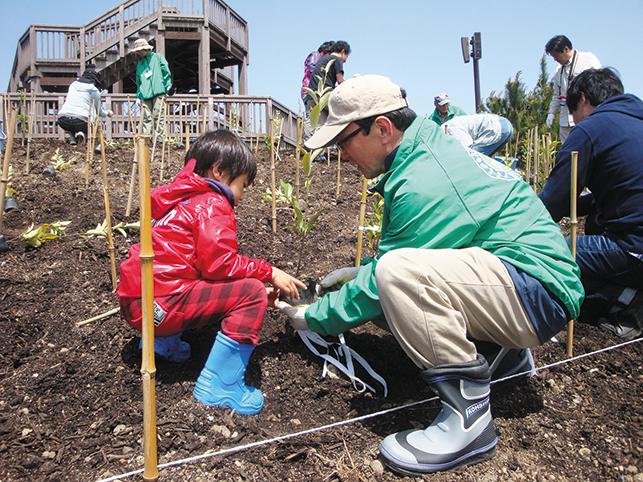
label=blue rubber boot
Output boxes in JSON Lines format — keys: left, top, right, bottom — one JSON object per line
{"left": 139, "top": 332, "right": 191, "bottom": 363}
{"left": 193, "top": 332, "right": 264, "bottom": 415}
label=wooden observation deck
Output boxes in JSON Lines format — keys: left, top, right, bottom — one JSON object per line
{"left": 8, "top": 0, "right": 249, "bottom": 96}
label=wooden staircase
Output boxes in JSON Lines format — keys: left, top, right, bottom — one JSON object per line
{"left": 8, "top": 0, "right": 248, "bottom": 96}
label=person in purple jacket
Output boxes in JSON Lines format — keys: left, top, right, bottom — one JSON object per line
{"left": 540, "top": 68, "right": 643, "bottom": 340}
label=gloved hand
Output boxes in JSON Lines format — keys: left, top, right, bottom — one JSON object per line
{"left": 275, "top": 300, "right": 309, "bottom": 331}
{"left": 546, "top": 113, "right": 554, "bottom": 129}
{"left": 319, "top": 266, "right": 361, "bottom": 290}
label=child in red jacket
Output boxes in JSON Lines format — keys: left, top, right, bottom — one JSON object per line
{"left": 118, "top": 130, "right": 305, "bottom": 415}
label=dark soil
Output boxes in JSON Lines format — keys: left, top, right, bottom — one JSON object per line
{"left": 0, "top": 139, "right": 640, "bottom": 482}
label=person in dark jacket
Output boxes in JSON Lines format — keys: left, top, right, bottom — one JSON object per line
{"left": 540, "top": 68, "right": 643, "bottom": 340}
{"left": 118, "top": 130, "right": 305, "bottom": 415}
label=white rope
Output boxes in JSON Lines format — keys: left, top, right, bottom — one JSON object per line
{"left": 297, "top": 330, "right": 388, "bottom": 397}
{"left": 95, "top": 336, "right": 642, "bottom": 482}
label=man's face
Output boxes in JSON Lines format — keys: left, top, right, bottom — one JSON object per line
{"left": 571, "top": 94, "right": 594, "bottom": 125}
{"left": 335, "top": 122, "right": 386, "bottom": 179}
{"left": 436, "top": 103, "right": 449, "bottom": 114}
{"left": 550, "top": 47, "right": 573, "bottom": 66}
{"left": 136, "top": 49, "right": 149, "bottom": 59}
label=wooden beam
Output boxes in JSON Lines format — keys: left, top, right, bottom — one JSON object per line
{"left": 164, "top": 31, "right": 201, "bottom": 41}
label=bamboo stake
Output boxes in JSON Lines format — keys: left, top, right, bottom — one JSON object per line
{"left": 84, "top": 102, "right": 94, "bottom": 186}
{"left": 150, "top": 99, "right": 165, "bottom": 170}
{"left": 184, "top": 124, "right": 190, "bottom": 154}
{"left": 25, "top": 93, "right": 36, "bottom": 173}
{"left": 76, "top": 307, "right": 119, "bottom": 327}
{"left": 295, "top": 117, "right": 303, "bottom": 196}
{"left": 160, "top": 102, "right": 168, "bottom": 182}
{"left": 525, "top": 128, "right": 532, "bottom": 186}
{"left": 533, "top": 125, "right": 540, "bottom": 190}
{"left": 355, "top": 177, "right": 369, "bottom": 267}
{"left": 0, "top": 110, "right": 18, "bottom": 232}
{"left": 513, "top": 131, "right": 520, "bottom": 159}
{"left": 269, "top": 116, "right": 276, "bottom": 233}
{"left": 136, "top": 135, "right": 159, "bottom": 481}
{"left": 98, "top": 125, "right": 118, "bottom": 291}
{"left": 335, "top": 149, "right": 341, "bottom": 198}
{"left": 125, "top": 109, "right": 145, "bottom": 217}
{"left": 567, "top": 150, "right": 579, "bottom": 358}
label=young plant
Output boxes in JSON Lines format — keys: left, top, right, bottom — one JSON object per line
{"left": 20, "top": 221, "right": 71, "bottom": 248}
{"left": 263, "top": 179, "right": 322, "bottom": 275}
{"left": 82, "top": 220, "right": 140, "bottom": 238}
{"left": 364, "top": 193, "right": 384, "bottom": 255}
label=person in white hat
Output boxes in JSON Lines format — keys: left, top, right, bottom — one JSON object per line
{"left": 131, "top": 38, "right": 172, "bottom": 142}
{"left": 276, "top": 74, "right": 583, "bottom": 475}
{"left": 430, "top": 91, "right": 466, "bottom": 125}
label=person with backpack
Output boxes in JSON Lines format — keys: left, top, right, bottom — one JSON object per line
{"left": 301, "top": 41, "right": 334, "bottom": 102}
{"left": 303, "top": 40, "right": 351, "bottom": 140}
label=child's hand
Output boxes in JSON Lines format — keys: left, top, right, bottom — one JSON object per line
{"left": 271, "top": 267, "right": 307, "bottom": 300}
{"left": 266, "top": 287, "right": 280, "bottom": 308}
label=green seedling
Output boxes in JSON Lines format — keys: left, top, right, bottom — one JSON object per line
{"left": 364, "top": 194, "right": 384, "bottom": 254}
{"left": 21, "top": 221, "right": 71, "bottom": 248}
{"left": 83, "top": 220, "right": 140, "bottom": 238}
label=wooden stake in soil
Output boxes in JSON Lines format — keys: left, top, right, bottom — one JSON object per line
{"left": 0, "top": 110, "right": 18, "bottom": 232}
{"left": 84, "top": 102, "right": 94, "bottom": 186}
{"left": 567, "top": 150, "right": 579, "bottom": 358}
{"left": 160, "top": 102, "right": 168, "bottom": 182}
{"left": 150, "top": 99, "right": 165, "bottom": 170}
{"left": 336, "top": 149, "right": 342, "bottom": 198}
{"left": 98, "top": 125, "right": 118, "bottom": 291}
{"left": 269, "top": 115, "right": 277, "bottom": 233}
{"left": 136, "top": 135, "right": 159, "bottom": 481}
{"left": 355, "top": 177, "right": 369, "bottom": 267}
{"left": 25, "top": 93, "right": 36, "bottom": 174}
{"left": 125, "top": 109, "right": 145, "bottom": 217}
{"left": 533, "top": 125, "right": 540, "bottom": 189}
{"left": 295, "top": 117, "right": 303, "bottom": 196}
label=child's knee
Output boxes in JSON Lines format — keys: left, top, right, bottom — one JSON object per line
{"left": 244, "top": 278, "right": 268, "bottom": 305}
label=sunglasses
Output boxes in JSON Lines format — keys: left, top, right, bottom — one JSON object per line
{"left": 335, "top": 126, "right": 364, "bottom": 151}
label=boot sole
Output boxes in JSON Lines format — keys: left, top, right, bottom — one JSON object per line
{"left": 381, "top": 441, "right": 497, "bottom": 476}
{"left": 194, "top": 387, "right": 263, "bottom": 416}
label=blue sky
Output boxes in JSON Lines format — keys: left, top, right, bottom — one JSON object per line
{"left": 2, "top": 0, "right": 642, "bottom": 116}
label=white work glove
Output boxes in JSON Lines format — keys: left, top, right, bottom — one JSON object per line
{"left": 546, "top": 113, "right": 554, "bottom": 129}
{"left": 275, "top": 300, "right": 309, "bottom": 331}
{"left": 319, "top": 266, "right": 360, "bottom": 289}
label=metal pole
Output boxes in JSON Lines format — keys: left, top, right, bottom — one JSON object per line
{"left": 472, "top": 57, "right": 481, "bottom": 113}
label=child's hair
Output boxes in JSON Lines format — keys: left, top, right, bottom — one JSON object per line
{"left": 185, "top": 129, "right": 257, "bottom": 183}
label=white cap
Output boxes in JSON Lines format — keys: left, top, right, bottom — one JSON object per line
{"left": 434, "top": 92, "right": 450, "bottom": 106}
{"left": 304, "top": 74, "right": 408, "bottom": 149}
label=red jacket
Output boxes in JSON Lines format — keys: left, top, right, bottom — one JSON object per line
{"left": 117, "top": 160, "right": 272, "bottom": 298}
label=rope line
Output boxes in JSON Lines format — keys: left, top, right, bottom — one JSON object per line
{"left": 96, "top": 337, "right": 642, "bottom": 482}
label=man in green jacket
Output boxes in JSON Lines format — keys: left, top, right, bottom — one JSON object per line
{"left": 429, "top": 91, "right": 467, "bottom": 125}
{"left": 131, "top": 38, "right": 172, "bottom": 142}
{"left": 277, "top": 75, "right": 583, "bottom": 475}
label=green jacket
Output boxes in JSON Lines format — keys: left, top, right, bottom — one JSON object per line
{"left": 430, "top": 104, "right": 467, "bottom": 125}
{"left": 306, "top": 116, "right": 583, "bottom": 336}
{"left": 136, "top": 52, "right": 172, "bottom": 101}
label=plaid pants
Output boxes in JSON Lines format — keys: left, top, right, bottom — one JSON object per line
{"left": 120, "top": 278, "right": 267, "bottom": 344}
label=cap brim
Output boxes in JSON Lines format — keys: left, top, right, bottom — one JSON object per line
{"left": 130, "top": 46, "right": 152, "bottom": 53}
{"left": 304, "top": 122, "right": 348, "bottom": 150}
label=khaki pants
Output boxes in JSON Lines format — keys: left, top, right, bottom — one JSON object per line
{"left": 374, "top": 247, "right": 540, "bottom": 369}
{"left": 142, "top": 96, "right": 165, "bottom": 142}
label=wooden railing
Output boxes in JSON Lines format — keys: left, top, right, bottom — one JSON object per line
{"left": 0, "top": 93, "right": 300, "bottom": 147}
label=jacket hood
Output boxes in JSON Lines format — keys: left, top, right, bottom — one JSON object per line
{"left": 591, "top": 94, "right": 643, "bottom": 121}
{"left": 151, "top": 159, "right": 234, "bottom": 219}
